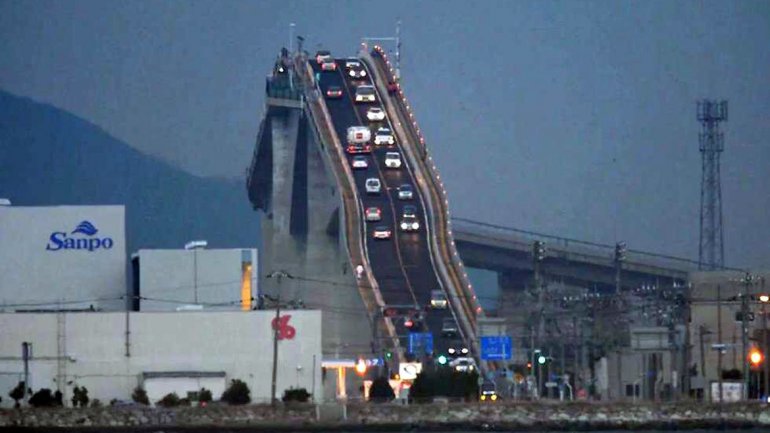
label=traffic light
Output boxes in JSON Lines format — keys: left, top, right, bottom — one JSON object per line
{"left": 437, "top": 355, "right": 448, "bottom": 365}
{"left": 749, "top": 348, "right": 764, "bottom": 367}
{"left": 538, "top": 355, "right": 547, "bottom": 365}
{"left": 533, "top": 240, "right": 546, "bottom": 261}
{"left": 526, "top": 361, "right": 532, "bottom": 371}
{"left": 615, "top": 241, "right": 627, "bottom": 262}
{"left": 385, "top": 351, "right": 393, "bottom": 360}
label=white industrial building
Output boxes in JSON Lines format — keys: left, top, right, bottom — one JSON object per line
{"left": 132, "top": 247, "right": 258, "bottom": 311}
{"left": 0, "top": 205, "right": 126, "bottom": 311}
{"left": 0, "top": 310, "right": 322, "bottom": 407}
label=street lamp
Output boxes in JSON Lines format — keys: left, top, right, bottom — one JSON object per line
{"left": 184, "top": 240, "right": 207, "bottom": 304}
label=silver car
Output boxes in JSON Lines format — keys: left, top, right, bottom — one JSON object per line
{"left": 398, "top": 184, "right": 413, "bottom": 200}
{"left": 365, "top": 178, "right": 381, "bottom": 194}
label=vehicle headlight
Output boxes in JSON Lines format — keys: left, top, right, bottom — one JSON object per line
{"left": 480, "top": 395, "right": 486, "bottom": 401}
{"left": 461, "top": 348, "right": 469, "bottom": 354}
{"left": 491, "top": 394, "right": 497, "bottom": 401}
{"left": 401, "top": 223, "right": 408, "bottom": 230}
{"left": 448, "top": 348, "right": 455, "bottom": 354}
{"left": 413, "top": 222, "right": 420, "bottom": 229}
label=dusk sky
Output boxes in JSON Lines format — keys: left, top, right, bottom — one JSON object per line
{"left": 1, "top": 0, "right": 768, "bottom": 268}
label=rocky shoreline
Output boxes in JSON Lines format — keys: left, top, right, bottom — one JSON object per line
{"left": 2, "top": 401, "right": 770, "bottom": 431}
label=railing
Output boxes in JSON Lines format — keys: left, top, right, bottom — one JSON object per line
{"left": 362, "top": 46, "right": 487, "bottom": 371}
{"left": 292, "top": 54, "right": 402, "bottom": 363}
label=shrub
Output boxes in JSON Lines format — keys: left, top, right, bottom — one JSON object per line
{"left": 198, "top": 388, "right": 213, "bottom": 403}
{"left": 29, "top": 389, "right": 56, "bottom": 407}
{"left": 369, "top": 377, "right": 395, "bottom": 402}
{"left": 9, "top": 382, "right": 26, "bottom": 408}
{"left": 157, "top": 392, "right": 181, "bottom": 408}
{"left": 90, "top": 398, "right": 102, "bottom": 408}
{"left": 132, "top": 387, "right": 149, "bottom": 405}
{"left": 282, "top": 387, "right": 311, "bottom": 403}
{"left": 71, "top": 386, "right": 90, "bottom": 407}
{"left": 221, "top": 379, "right": 250, "bottom": 405}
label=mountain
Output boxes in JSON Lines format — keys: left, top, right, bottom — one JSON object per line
{"left": 0, "top": 89, "right": 260, "bottom": 254}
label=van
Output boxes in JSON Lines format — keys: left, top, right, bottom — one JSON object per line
{"left": 347, "top": 126, "right": 371, "bottom": 144}
{"left": 355, "top": 84, "right": 376, "bottom": 102}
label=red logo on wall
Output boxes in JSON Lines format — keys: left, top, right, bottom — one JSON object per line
{"left": 272, "top": 315, "right": 296, "bottom": 340}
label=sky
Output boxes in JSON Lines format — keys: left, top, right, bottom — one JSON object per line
{"left": 1, "top": 0, "right": 768, "bottom": 269}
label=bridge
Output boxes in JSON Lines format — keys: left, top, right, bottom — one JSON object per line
{"left": 245, "top": 45, "right": 702, "bottom": 396}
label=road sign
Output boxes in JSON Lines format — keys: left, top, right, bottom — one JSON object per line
{"left": 408, "top": 332, "right": 433, "bottom": 356}
{"left": 399, "top": 362, "right": 422, "bottom": 380}
{"left": 480, "top": 336, "right": 512, "bottom": 360}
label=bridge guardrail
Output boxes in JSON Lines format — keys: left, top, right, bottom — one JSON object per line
{"left": 362, "top": 46, "right": 487, "bottom": 370}
{"left": 294, "top": 54, "right": 401, "bottom": 362}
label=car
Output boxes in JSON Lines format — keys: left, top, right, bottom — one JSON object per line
{"left": 325, "top": 86, "right": 343, "bottom": 99}
{"left": 346, "top": 143, "right": 371, "bottom": 154}
{"left": 345, "top": 58, "right": 361, "bottom": 69}
{"left": 479, "top": 382, "right": 499, "bottom": 402}
{"left": 402, "top": 205, "right": 417, "bottom": 218}
{"left": 449, "top": 356, "right": 476, "bottom": 373}
{"left": 373, "top": 225, "right": 392, "bottom": 239}
{"left": 351, "top": 155, "right": 368, "bottom": 169}
{"left": 347, "top": 126, "right": 371, "bottom": 144}
{"left": 447, "top": 340, "right": 469, "bottom": 356}
{"left": 365, "top": 178, "right": 382, "bottom": 194}
{"left": 385, "top": 152, "right": 402, "bottom": 169}
{"left": 374, "top": 127, "right": 395, "bottom": 146}
{"left": 355, "top": 84, "right": 377, "bottom": 102}
{"left": 400, "top": 215, "right": 419, "bottom": 232}
{"left": 348, "top": 65, "right": 367, "bottom": 79}
{"left": 365, "top": 207, "right": 382, "bottom": 222}
{"left": 366, "top": 107, "right": 386, "bottom": 122}
{"left": 441, "top": 317, "right": 458, "bottom": 337}
{"left": 315, "top": 50, "right": 332, "bottom": 64}
{"left": 430, "top": 289, "right": 447, "bottom": 309}
{"left": 387, "top": 80, "right": 399, "bottom": 94}
{"left": 321, "top": 57, "right": 337, "bottom": 71}
{"left": 398, "top": 184, "right": 413, "bottom": 200}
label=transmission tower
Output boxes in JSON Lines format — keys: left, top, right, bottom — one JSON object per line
{"left": 696, "top": 100, "right": 727, "bottom": 270}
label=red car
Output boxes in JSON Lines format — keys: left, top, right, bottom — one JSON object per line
{"left": 387, "top": 80, "right": 399, "bottom": 94}
{"left": 346, "top": 143, "right": 372, "bottom": 154}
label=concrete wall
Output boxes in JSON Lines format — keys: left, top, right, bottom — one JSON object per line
{"left": 0, "top": 205, "right": 126, "bottom": 311}
{"left": 135, "top": 248, "right": 257, "bottom": 311}
{"left": 0, "top": 310, "right": 321, "bottom": 407}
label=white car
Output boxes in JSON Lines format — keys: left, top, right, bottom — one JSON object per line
{"left": 315, "top": 50, "right": 332, "bottom": 64}
{"left": 400, "top": 216, "right": 419, "bottom": 232}
{"left": 450, "top": 357, "right": 476, "bottom": 373}
{"left": 365, "top": 207, "right": 382, "bottom": 222}
{"left": 373, "top": 225, "right": 392, "bottom": 240}
{"left": 374, "top": 127, "right": 395, "bottom": 146}
{"left": 345, "top": 58, "right": 361, "bottom": 69}
{"left": 351, "top": 155, "right": 368, "bottom": 169}
{"left": 349, "top": 67, "right": 367, "bottom": 79}
{"left": 366, "top": 107, "right": 386, "bottom": 122}
{"left": 398, "top": 184, "right": 413, "bottom": 200}
{"left": 365, "top": 178, "right": 381, "bottom": 194}
{"left": 385, "top": 152, "right": 402, "bottom": 169}
{"left": 355, "top": 84, "right": 376, "bottom": 102}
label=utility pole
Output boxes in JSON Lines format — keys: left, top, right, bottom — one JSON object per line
{"left": 740, "top": 272, "right": 757, "bottom": 400}
{"left": 267, "top": 270, "right": 293, "bottom": 407}
{"left": 22, "top": 342, "right": 31, "bottom": 403}
{"left": 717, "top": 284, "right": 723, "bottom": 404}
{"left": 532, "top": 240, "right": 546, "bottom": 399}
{"left": 614, "top": 242, "right": 626, "bottom": 295}
{"left": 761, "top": 279, "right": 769, "bottom": 401}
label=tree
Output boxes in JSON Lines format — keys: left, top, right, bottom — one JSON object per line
{"left": 221, "top": 379, "right": 250, "bottom": 405}
{"left": 71, "top": 386, "right": 90, "bottom": 408}
{"left": 9, "top": 381, "right": 26, "bottom": 408}
{"left": 369, "top": 377, "right": 395, "bottom": 403}
{"left": 131, "top": 387, "right": 150, "bottom": 405}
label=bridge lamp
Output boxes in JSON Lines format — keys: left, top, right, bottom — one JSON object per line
{"left": 355, "top": 358, "right": 367, "bottom": 376}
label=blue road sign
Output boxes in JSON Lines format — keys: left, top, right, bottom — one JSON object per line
{"left": 480, "top": 336, "right": 513, "bottom": 361}
{"left": 408, "top": 332, "right": 433, "bottom": 356}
